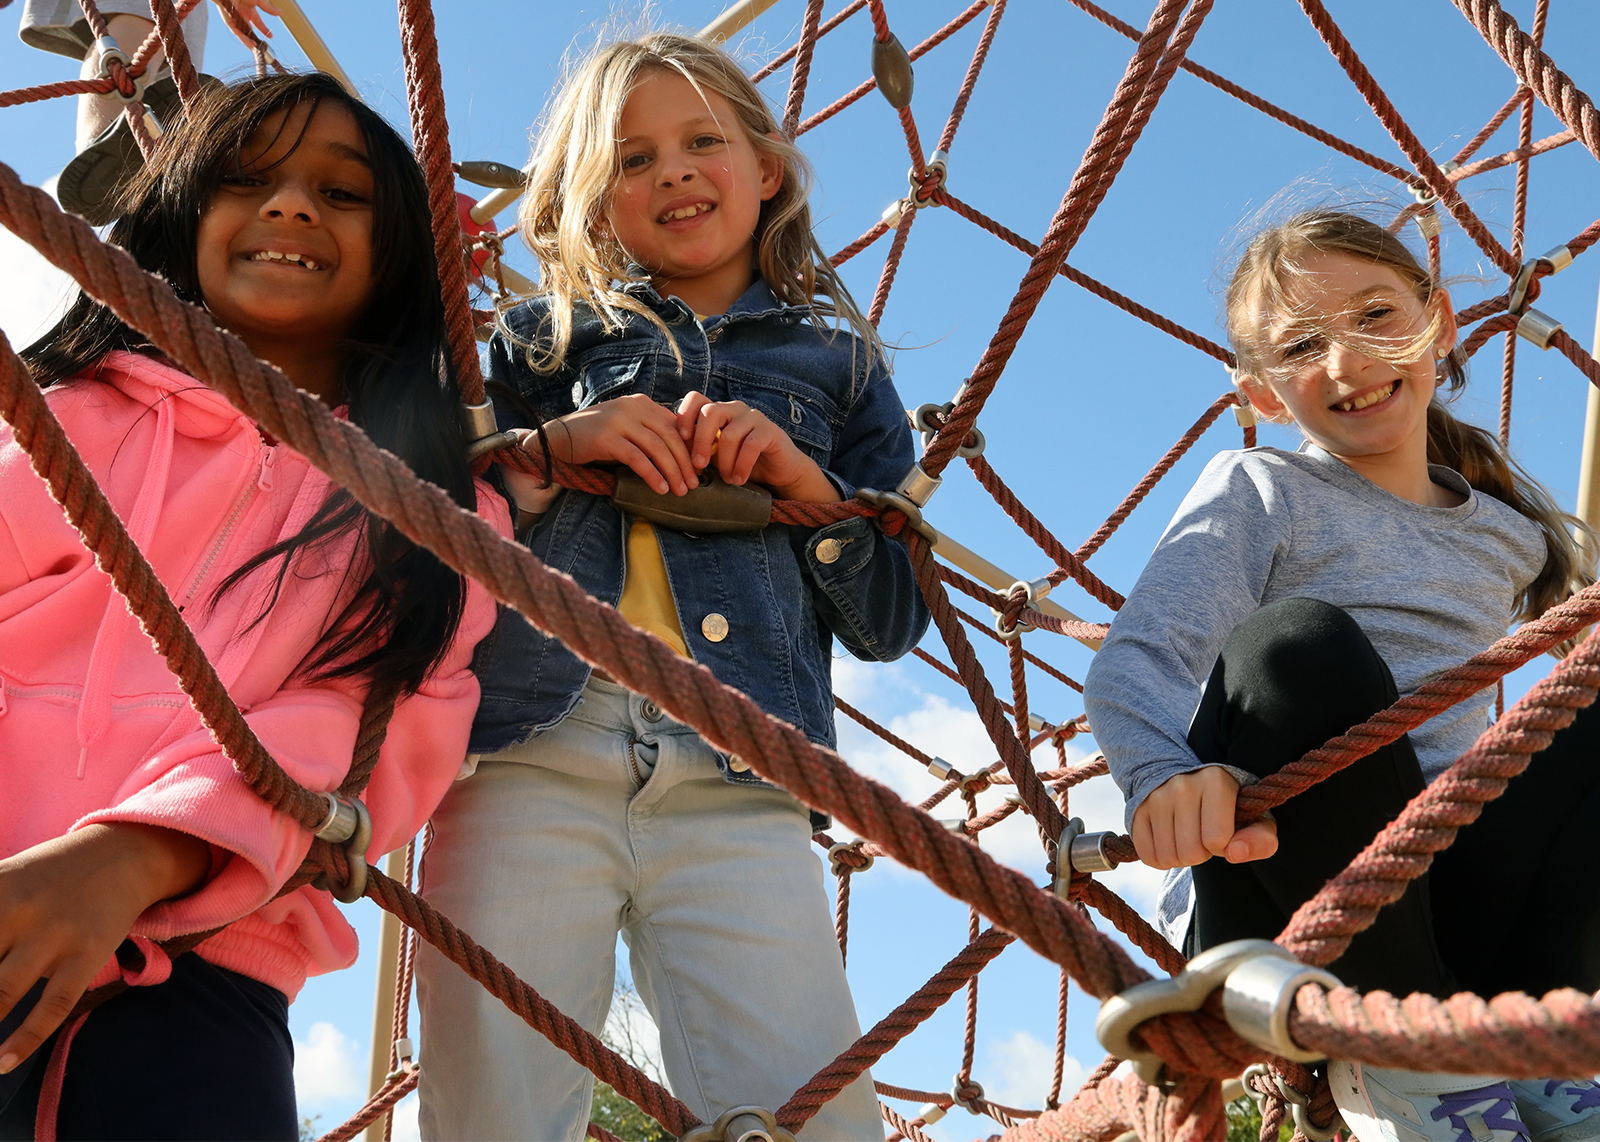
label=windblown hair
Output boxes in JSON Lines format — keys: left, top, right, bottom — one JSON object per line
{"left": 24, "top": 72, "right": 479, "bottom": 696}
{"left": 514, "top": 30, "right": 878, "bottom": 373}
{"left": 1225, "top": 208, "right": 1594, "bottom": 642}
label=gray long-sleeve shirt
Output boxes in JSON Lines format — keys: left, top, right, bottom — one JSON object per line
{"left": 1084, "top": 444, "right": 1545, "bottom": 832}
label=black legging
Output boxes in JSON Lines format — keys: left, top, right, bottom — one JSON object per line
{"left": 1187, "top": 596, "right": 1600, "bottom": 999}
{"left": 0, "top": 952, "right": 296, "bottom": 1141}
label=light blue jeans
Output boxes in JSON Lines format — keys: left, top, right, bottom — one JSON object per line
{"left": 416, "top": 679, "right": 881, "bottom": 1141}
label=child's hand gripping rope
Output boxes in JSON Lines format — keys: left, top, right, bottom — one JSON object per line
{"left": 0, "top": 825, "right": 210, "bottom": 1073}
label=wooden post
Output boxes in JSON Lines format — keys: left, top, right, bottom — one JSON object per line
{"left": 271, "top": 0, "right": 360, "bottom": 98}
{"left": 699, "top": 0, "right": 785, "bottom": 43}
{"left": 361, "top": 847, "right": 409, "bottom": 1142}
{"left": 1573, "top": 285, "right": 1600, "bottom": 541}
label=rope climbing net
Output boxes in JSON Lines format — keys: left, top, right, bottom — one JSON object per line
{"left": 5, "top": 2, "right": 1600, "bottom": 1140}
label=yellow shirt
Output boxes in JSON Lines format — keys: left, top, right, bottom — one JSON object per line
{"left": 617, "top": 310, "right": 716, "bottom": 659}
{"left": 618, "top": 520, "right": 689, "bottom": 658}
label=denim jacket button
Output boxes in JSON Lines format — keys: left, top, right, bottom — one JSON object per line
{"left": 815, "top": 537, "right": 842, "bottom": 564}
{"left": 700, "top": 613, "right": 730, "bottom": 642}
{"left": 640, "top": 698, "right": 663, "bottom": 722}
{"left": 728, "top": 754, "right": 751, "bottom": 773}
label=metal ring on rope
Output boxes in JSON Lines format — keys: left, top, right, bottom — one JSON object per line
{"left": 312, "top": 793, "right": 373, "bottom": 904}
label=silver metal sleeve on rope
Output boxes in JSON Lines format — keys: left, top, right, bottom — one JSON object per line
{"left": 1516, "top": 309, "right": 1564, "bottom": 350}
{"left": 1221, "top": 953, "right": 1341, "bottom": 1062}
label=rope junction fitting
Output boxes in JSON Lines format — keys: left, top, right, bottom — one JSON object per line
{"left": 1096, "top": 940, "right": 1340, "bottom": 1085}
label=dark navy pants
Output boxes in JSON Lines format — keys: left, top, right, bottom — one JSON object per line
{"left": 0, "top": 950, "right": 296, "bottom": 1141}
{"left": 1187, "top": 596, "right": 1600, "bottom": 999}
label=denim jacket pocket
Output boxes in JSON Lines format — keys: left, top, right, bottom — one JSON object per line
{"left": 577, "top": 352, "right": 649, "bottom": 409}
{"left": 723, "top": 366, "right": 837, "bottom": 460}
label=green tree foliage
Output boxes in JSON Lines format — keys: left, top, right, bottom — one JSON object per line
{"left": 590, "top": 1082, "right": 670, "bottom": 1141}
{"left": 588, "top": 976, "right": 670, "bottom": 1141}
{"left": 1226, "top": 1095, "right": 1293, "bottom": 1141}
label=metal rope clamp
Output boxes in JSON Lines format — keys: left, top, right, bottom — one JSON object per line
{"left": 91, "top": 36, "right": 149, "bottom": 104}
{"left": 913, "top": 390, "right": 987, "bottom": 459}
{"left": 1241, "top": 1063, "right": 1345, "bottom": 1142}
{"left": 1053, "top": 816, "right": 1085, "bottom": 897}
{"left": 1095, "top": 939, "right": 1341, "bottom": 1085}
{"left": 949, "top": 1076, "right": 986, "bottom": 1115}
{"left": 1053, "top": 817, "right": 1117, "bottom": 897}
{"left": 1508, "top": 245, "right": 1573, "bottom": 351}
{"left": 680, "top": 1105, "right": 795, "bottom": 1142}
{"left": 856, "top": 461, "right": 940, "bottom": 542}
{"left": 461, "top": 398, "right": 517, "bottom": 464}
{"left": 1409, "top": 163, "right": 1454, "bottom": 211}
{"left": 826, "top": 839, "right": 875, "bottom": 876}
{"left": 993, "top": 578, "right": 1043, "bottom": 641}
{"left": 1227, "top": 368, "right": 1259, "bottom": 428}
{"left": 909, "top": 148, "right": 949, "bottom": 207}
{"left": 311, "top": 792, "right": 373, "bottom": 904}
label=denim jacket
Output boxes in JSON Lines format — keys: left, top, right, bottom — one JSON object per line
{"left": 468, "top": 280, "right": 931, "bottom": 780}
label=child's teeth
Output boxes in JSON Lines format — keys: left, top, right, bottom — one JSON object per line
{"left": 251, "top": 250, "right": 321, "bottom": 269}
{"left": 660, "top": 203, "right": 711, "bottom": 222}
{"left": 1338, "top": 382, "right": 1394, "bottom": 412}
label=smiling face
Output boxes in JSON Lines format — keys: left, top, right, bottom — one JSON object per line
{"left": 195, "top": 100, "right": 375, "bottom": 370}
{"left": 604, "top": 69, "right": 782, "bottom": 315}
{"left": 1237, "top": 249, "right": 1456, "bottom": 483}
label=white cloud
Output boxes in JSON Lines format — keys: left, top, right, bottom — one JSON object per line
{"left": 982, "top": 1030, "right": 1087, "bottom": 1113}
{"left": 390, "top": 1092, "right": 420, "bottom": 1142}
{"left": 0, "top": 213, "right": 74, "bottom": 352}
{"left": 833, "top": 671, "right": 1094, "bottom": 871}
{"left": 294, "top": 1021, "right": 365, "bottom": 1107}
{"left": 833, "top": 658, "right": 1171, "bottom": 925}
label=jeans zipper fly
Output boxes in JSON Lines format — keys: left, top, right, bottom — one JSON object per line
{"left": 626, "top": 738, "right": 645, "bottom": 787}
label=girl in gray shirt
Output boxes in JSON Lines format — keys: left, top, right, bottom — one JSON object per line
{"left": 1083, "top": 210, "right": 1597, "bottom": 1142}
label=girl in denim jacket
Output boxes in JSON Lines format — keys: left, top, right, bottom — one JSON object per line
{"left": 416, "top": 31, "right": 929, "bottom": 1142}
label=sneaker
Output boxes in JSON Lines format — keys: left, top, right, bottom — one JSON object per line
{"left": 1329, "top": 1059, "right": 1531, "bottom": 1141}
{"left": 1510, "top": 1079, "right": 1600, "bottom": 1141}
{"left": 57, "top": 74, "right": 218, "bottom": 225}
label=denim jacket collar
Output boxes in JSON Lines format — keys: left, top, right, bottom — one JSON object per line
{"left": 619, "top": 274, "right": 813, "bottom": 327}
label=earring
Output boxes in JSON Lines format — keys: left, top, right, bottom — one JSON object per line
{"left": 1435, "top": 345, "right": 1450, "bottom": 359}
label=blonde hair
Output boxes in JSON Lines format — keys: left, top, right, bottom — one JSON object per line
{"left": 514, "top": 30, "right": 878, "bottom": 374}
{"left": 1226, "top": 208, "right": 1595, "bottom": 644}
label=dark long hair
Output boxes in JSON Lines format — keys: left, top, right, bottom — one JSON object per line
{"left": 24, "top": 73, "right": 479, "bottom": 696}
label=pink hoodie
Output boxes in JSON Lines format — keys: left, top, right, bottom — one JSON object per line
{"left": 0, "top": 351, "right": 511, "bottom": 1000}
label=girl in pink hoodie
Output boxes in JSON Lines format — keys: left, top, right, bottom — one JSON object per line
{"left": 0, "top": 73, "right": 509, "bottom": 1139}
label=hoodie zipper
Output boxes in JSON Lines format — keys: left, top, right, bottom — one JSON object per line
{"left": 177, "top": 447, "right": 273, "bottom": 611}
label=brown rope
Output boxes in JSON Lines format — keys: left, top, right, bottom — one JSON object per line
{"left": 921, "top": 0, "right": 1206, "bottom": 479}
{"left": 395, "top": 0, "right": 484, "bottom": 405}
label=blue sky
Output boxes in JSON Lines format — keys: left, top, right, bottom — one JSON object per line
{"left": 4, "top": 2, "right": 1600, "bottom": 1137}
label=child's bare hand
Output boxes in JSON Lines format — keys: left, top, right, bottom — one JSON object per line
{"left": 1129, "top": 767, "right": 1278, "bottom": 870}
{"left": 675, "top": 393, "right": 840, "bottom": 503}
{"left": 497, "top": 429, "right": 562, "bottom": 520}
{"left": 0, "top": 824, "right": 209, "bottom": 1073}
{"left": 553, "top": 395, "right": 697, "bottom": 496}
{"left": 220, "top": 0, "right": 280, "bottom": 42}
